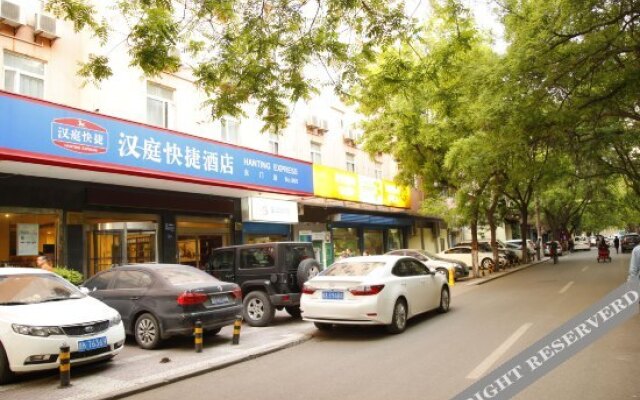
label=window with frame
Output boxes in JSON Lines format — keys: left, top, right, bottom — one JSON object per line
{"left": 221, "top": 119, "right": 239, "bottom": 144}
{"left": 269, "top": 133, "right": 279, "bottom": 154}
{"left": 3, "top": 51, "right": 45, "bottom": 99}
{"left": 240, "top": 247, "right": 276, "bottom": 269}
{"left": 346, "top": 153, "right": 356, "bottom": 172}
{"left": 147, "top": 82, "right": 174, "bottom": 128}
{"left": 310, "top": 142, "right": 322, "bottom": 164}
{"left": 375, "top": 162, "right": 383, "bottom": 180}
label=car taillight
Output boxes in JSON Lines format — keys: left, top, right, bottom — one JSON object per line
{"left": 232, "top": 287, "right": 242, "bottom": 300}
{"left": 177, "top": 292, "right": 208, "bottom": 306}
{"left": 302, "top": 284, "right": 316, "bottom": 295}
{"left": 349, "top": 285, "right": 385, "bottom": 296}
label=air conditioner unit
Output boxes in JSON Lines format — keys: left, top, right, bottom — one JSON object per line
{"left": 34, "top": 13, "right": 58, "bottom": 40}
{"left": 0, "top": 0, "right": 21, "bottom": 28}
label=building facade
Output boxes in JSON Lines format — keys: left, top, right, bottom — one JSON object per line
{"left": 0, "top": 1, "right": 448, "bottom": 275}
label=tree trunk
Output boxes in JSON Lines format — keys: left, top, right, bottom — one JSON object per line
{"left": 520, "top": 206, "right": 529, "bottom": 263}
{"left": 487, "top": 199, "right": 499, "bottom": 270}
{"left": 535, "top": 197, "right": 542, "bottom": 261}
{"left": 471, "top": 218, "right": 479, "bottom": 278}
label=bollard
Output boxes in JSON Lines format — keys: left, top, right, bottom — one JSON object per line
{"left": 448, "top": 268, "right": 455, "bottom": 286}
{"left": 232, "top": 315, "right": 242, "bottom": 345}
{"left": 194, "top": 320, "right": 203, "bottom": 353}
{"left": 59, "top": 343, "right": 70, "bottom": 388}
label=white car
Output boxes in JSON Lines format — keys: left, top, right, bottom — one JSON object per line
{"left": 300, "top": 255, "right": 450, "bottom": 334}
{"left": 573, "top": 236, "right": 590, "bottom": 251}
{"left": 0, "top": 268, "right": 125, "bottom": 384}
{"left": 385, "top": 249, "right": 470, "bottom": 279}
{"left": 437, "top": 246, "right": 507, "bottom": 270}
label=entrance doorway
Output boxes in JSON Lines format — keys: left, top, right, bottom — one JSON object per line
{"left": 89, "top": 222, "right": 158, "bottom": 274}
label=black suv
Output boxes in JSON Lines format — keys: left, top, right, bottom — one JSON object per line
{"left": 206, "top": 242, "right": 321, "bottom": 327}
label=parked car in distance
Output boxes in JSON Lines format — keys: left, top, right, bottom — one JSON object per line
{"left": 0, "top": 267, "right": 125, "bottom": 384}
{"left": 437, "top": 246, "right": 507, "bottom": 270}
{"left": 573, "top": 236, "right": 590, "bottom": 251}
{"left": 455, "top": 240, "right": 519, "bottom": 266}
{"left": 504, "top": 242, "right": 536, "bottom": 261}
{"left": 505, "top": 239, "right": 538, "bottom": 255}
{"left": 621, "top": 233, "right": 640, "bottom": 253}
{"left": 82, "top": 264, "right": 242, "bottom": 349}
{"left": 385, "top": 249, "right": 469, "bottom": 279}
{"left": 206, "top": 242, "right": 322, "bottom": 327}
{"left": 301, "top": 255, "right": 449, "bottom": 334}
{"left": 543, "top": 241, "right": 564, "bottom": 256}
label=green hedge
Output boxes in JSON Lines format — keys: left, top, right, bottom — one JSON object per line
{"left": 54, "top": 267, "right": 85, "bottom": 285}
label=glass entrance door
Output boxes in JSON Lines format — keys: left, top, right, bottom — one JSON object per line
{"left": 89, "top": 222, "right": 157, "bottom": 275}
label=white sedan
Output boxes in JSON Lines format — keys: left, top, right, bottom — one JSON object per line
{"left": 437, "top": 246, "right": 507, "bottom": 270}
{"left": 0, "top": 268, "right": 125, "bottom": 384}
{"left": 300, "top": 255, "right": 450, "bottom": 334}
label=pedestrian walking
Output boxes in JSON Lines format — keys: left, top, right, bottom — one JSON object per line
{"left": 614, "top": 236, "right": 620, "bottom": 254}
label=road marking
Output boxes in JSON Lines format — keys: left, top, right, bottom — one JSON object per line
{"left": 582, "top": 266, "right": 589, "bottom": 272}
{"left": 466, "top": 322, "right": 533, "bottom": 380}
{"left": 559, "top": 281, "right": 574, "bottom": 294}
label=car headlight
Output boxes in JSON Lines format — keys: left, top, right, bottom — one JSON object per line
{"left": 12, "top": 324, "right": 64, "bottom": 337}
{"left": 109, "top": 314, "right": 122, "bottom": 327}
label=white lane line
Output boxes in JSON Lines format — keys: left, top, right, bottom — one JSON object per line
{"left": 466, "top": 322, "right": 533, "bottom": 380}
{"left": 582, "top": 266, "right": 589, "bottom": 272}
{"left": 559, "top": 281, "right": 574, "bottom": 294}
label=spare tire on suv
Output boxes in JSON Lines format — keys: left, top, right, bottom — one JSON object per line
{"left": 297, "top": 258, "right": 321, "bottom": 288}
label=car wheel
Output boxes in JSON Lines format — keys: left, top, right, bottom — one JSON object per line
{"left": 285, "top": 305, "right": 302, "bottom": 319}
{"left": 243, "top": 291, "right": 275, "bottom": 327}
{"left": 314, "top": 322, "right": 333, "bottom": 331}
{"left": 135, "top": 313, "right": 162, "bottom": 350}
{"left": 386, "top": 299, "right": 407, "bottom": 334}
{"left": 438, "top": 287, "right": 450, "bottom": 313}
{"left": 297, "top": 259, "right": 322, "bottom": 288}
{"left": 0, "top": 342, "right": 14, "bottom": 385}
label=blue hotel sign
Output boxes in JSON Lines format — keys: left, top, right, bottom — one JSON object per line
{"left": 0, "top": 92, "right": 313, "bottom": 195}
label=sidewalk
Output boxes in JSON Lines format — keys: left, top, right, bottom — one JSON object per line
{"left": 0, "top": 312, "right": 316, "bottom": 400}
{"left": 461, "top": 258, "right": 547, "bottom": 286}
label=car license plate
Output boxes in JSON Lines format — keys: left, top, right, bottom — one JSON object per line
{"left": 322, "top": 291, "right": 344, "bottom": 300}
{"left": 210, "top": 295, "right": 229, "bottom": 306}
{"left": 78, "top": 336, "right": 108, "bottom": 352}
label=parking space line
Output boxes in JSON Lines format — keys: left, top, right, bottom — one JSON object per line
{"left": 466, "top": 322, "right": 533, "bottom": 380}
{"left": 582, "top": 266, "right": 589, "bottom": 272}
{"left": 559, "top": 281, "right": 574, "bottom": 294}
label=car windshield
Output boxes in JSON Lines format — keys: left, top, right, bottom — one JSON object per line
{"left": 157, "top": 268, "right": 217, "bottom": 285}
{"left": 0, "top": 273, "right": 84, "bottom": 305}
{"left": 322, "top": 261, "right": 386, "bottom": 277}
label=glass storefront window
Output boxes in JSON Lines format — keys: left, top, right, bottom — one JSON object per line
{"left": 332, "top": 227, "right": 359, "bottom": 259}
{"left": 363, "top": 229, "right": 384, "bottom": 255}
{"left": 388, "top": 228, "right": 403, "bottom": 251}
{"left": 177, "top": 216, "right": 231, "bottom": 269}
{"left": 0, "top": 212, "right": 59, "bottom": 268}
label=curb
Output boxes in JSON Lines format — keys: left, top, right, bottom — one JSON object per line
{"left": 465, "top": 259, "right": 548, "bottom": 286}
{"left": 97, "top": 333, "right": 314, "bottom": 400}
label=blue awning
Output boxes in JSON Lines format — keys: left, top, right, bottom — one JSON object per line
{"left": 330, "top": 213, "right": 413, "bottom": 227}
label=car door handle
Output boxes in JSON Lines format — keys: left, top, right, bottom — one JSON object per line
{"left": 129, "top": 296, "right": 140, "bottom": 300}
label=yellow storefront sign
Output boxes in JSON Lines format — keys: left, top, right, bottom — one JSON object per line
{"left": 313, "top": 165, "right": 410, "bottom": 208}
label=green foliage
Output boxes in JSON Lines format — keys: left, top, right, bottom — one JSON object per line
{"left": 53, "top": 267, "right": 84, "bottom": 285}
{"left": 46, "top": 0, "right": 413, "bottom": 132}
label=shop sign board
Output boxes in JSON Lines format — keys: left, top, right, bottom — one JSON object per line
{"left": 313, "top": 165, "right": 410, "bottom": 208}
{"left": 0, "top": 91, "right": 313, "bottom": 196}
{"left": 17, "top": 224, "right": 39, "bottom": 256}
{"left": 242, "top": 197, "right": 298, "bottom": 224}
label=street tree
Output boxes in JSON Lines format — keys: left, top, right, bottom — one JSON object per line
{"left": 45, "top": 0, "right": 413, "bottom": 131}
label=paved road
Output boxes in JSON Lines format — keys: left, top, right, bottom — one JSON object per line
{"left": 121, "top": 251, "right": 640, "bottom": 400}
